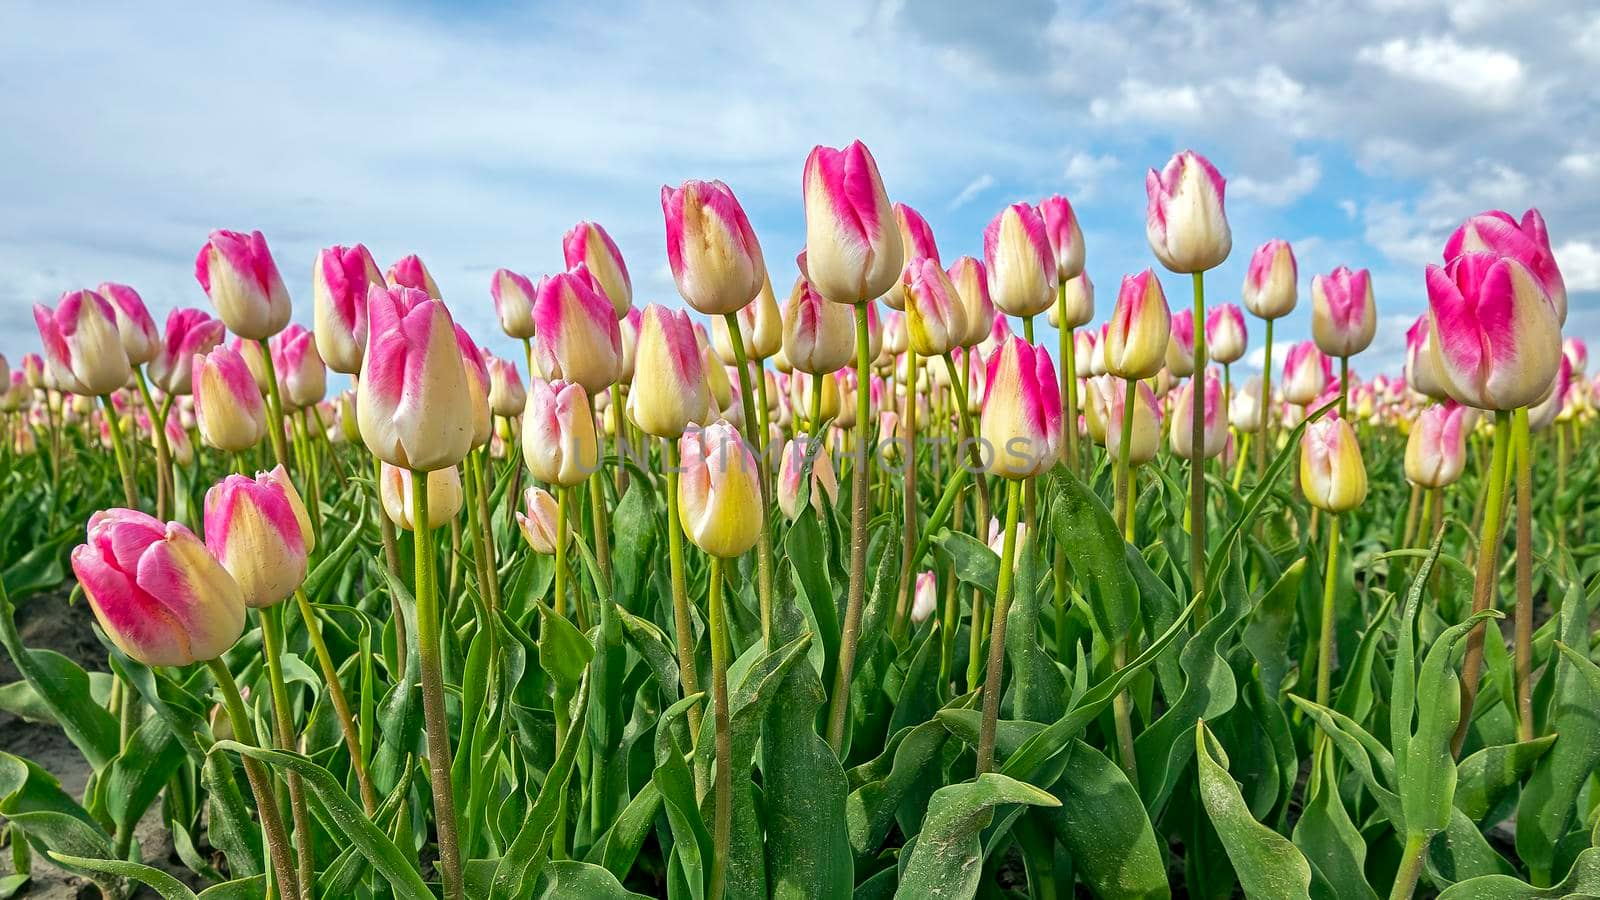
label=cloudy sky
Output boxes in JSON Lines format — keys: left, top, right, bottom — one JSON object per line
{"left": 3, "top": 0, "right": 1597, "bottom": 379}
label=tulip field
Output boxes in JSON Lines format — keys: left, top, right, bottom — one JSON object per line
{"left": 0, "top": 142, "right": 1596, "bottom": 900}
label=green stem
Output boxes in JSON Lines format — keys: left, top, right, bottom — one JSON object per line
{"left": 721, "top": 315, "right": 775, "bottom": 648}
{"left": 826, "top": 301, "right": 873, "bottom": 753}
{"left": 893, "top": 350, "right": 919, "bottom": 643}
{"left": 1257, "top": 318, "right": 1274, "bottom": 479}
{"left": 707, "top": 555, "right": 733, "bottom": 900}
{"left": 132, "top": 367, "right": 173, "bottom": 519}
{"left": 661, "top": 440, "right": 705, "bottom": 745}
{"left": 1315, "top": 516, "right": 1341, "bottom": 707}
{"left": 1390, "top": 832, "right": 1429, "bottom": 900}
{"left": 294, "top": 588, "right": 376, "bottom": 813}
{"left": 1189, "top": 271, "right": 1208, "bottom": 627}
{"left": 205, "top": 658, "right": 301, "bottom": 900}
{"left": 100, "top": 395, "right": 138, "bottom": 508}
{"left": 1453, "top": 410, "right": 1511, "bottom": 757}
{"left": 259, "top": 605, "right": 313, "bottom": 895}
{"left": 411, "top": 469, "right": 463, "bottom": 900}
{"left": 255, "top": 339, "right": 290, "bottom": 469}
{"left": 976, "top": 478, "right": 1023, "bottom": 774}
{"left": 1513, "top": 406, "right": 1533, "bottom": 743}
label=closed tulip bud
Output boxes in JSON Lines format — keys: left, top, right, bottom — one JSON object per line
{"left": 165, "top": 415, "right": 194, "bottom": 465}
{"left": 516, "top": 486, "right": 567, "bottom": 555}
{"left": 979, "top": 312, "right": 1013, "bottom": 359}
{"left": 337, "top": 390, "right": 360, "bottom": 444}
{"left": 1311, "top": 266, "right": 1377, "bottom": 358}
{"left": 1426, "top": 252, "right": 1561, "bottom": 410}
{"left": 1037, "top": 194, "right": 1085, "bottom": 283}
{"left": 1074, "top": 330, "right": 1097, "bottom": 378}
{"left": 712, "top": 274, "right": 782, "bottom": 362}
{"left": 1405, "top": 402, "right": 1469, "bottom": 488}
{"left": 984, "top": 202, "right": 1055, "bottom": 318}
{"left": 662, "top": 180, "right": 766, "bottom": 316}
{"left": 628, "top": 304, "right": 709, "bottom": 438}
{"left": 22, "top": 353, "right": 50, "bottom": 390}
{"left": 454, "top": 327, "right": 492, "bottom": 448}
{"left": 945, "top": 256, "right": 995, "bottom": 349}
{"left": 380, "top": 462, "right": 463, "bottom": 531}
{"left": 193, "top": 347, "right": 266, "bottom": 452}
{"left": 148, "top": 309, "right": 225, "bottom": 396}
{"left": 358, "top": 285, "right": 474, "bottom": 470}
{"left": 1403, "top": 315, "right": 1448, "bottom": 401}
{"left": 530, "top": 267, "right": 623, "bottom": 396}
{"left": 802, "top": 141, "right": 902, "bottom": 304}
{"left": 1047, "top": 272, "right": 1094, "bottom": 331}
{"left": 312, "top": 244, "right": 382, "bottom": 375}
{"left": 1105, "top": 270, "right": 1171, "bottom": 380}
{"left": 678, "top": 421, "right": 763, "bottom": 558}
{"left": 489, "top": 268, "right": 539, "bottom": 340}
{"left": 195, "top": 230, "right": 292, "bottom": 340}
{"left": 618, "top": 306, "right": 643, "bottom": 381}
{"left": 1165, "top": 307, "right": 1196, "bottom": 378}
{"left": 230, "top": 337, "right": 270, "bottom": 392}
{"left": 34, "top": 290, "right": 131, "bottom": 396}
{"left": 1281, "top": 341, "right": 1332, "bottom": 406}
{"left": 1445, "top": 208, "right": 1566, "bottom": 323}
{"left": 789, "top": 371, "right": 841, "bottom": 424}
{"left": 911, "top": 571, "right": 938, "bottom": 625}
{"left": 72, "top": 509, "right": 246, "bottom": 667}
{"left": 385, "top": 254, "right": 441, "bottom": 300}
{"left": 699, "top": 331, "right": 734, "bottom": 417}
{"left": 1170, "top": 369, "right": 1227, "bottom": 459}
{"left": 783, "top": 276, "right": 855, "bottom": 375}
{"left": 204, "top": 465, "right": 313, "bottom": 608}
{"left": 269, "top": 325, "right": 326, "bottom": 409}
{"left": 987, "top": 519, "right": 1031, "bottom": 557}
{"left": 1529, "top": 356, "right": 1572, "bottom": 431}
{"left": 1230, "top": 376, "right": 1265, "bottom": 432}
{"left": 1146, "top": 150, "right": 1231, "bottom": 273}
{"left": 900, "top": 258, "right": 967, "bottom": 358}
{"left": 563, "top": 221, "right": 633, "bottom": 317}
{"left": 1300, "top": 417, "right": 1367, "bottom": 513}
{"left": 97, "top": 283, "right": 159, "bottom": 366}
{"left": 1206, "top": 303, "right": 1248, "bottom": 365}
{"left": 523, "top": 378, "right": 598, "bottom": 486}
{"left": 1104, "top": 376, "right": 1163, "bottom": 465}
{"left": 1563, "top": 337, "right": 1588, "bottom": 375}
{"left": 879, "top": 310, "right": 907, "bottom": 362}
{"left": 487, "top": 356, "right": 526, "bottom": 417}
{"left": 980, "top": 338, "right": 1062, "bottom": 479}
{"left": 1242, "top": 239, "right": 1298, "bottom": 319}
{"left": 890, "top": 203, "right": 941, "bottom": 269}
{"left": 775, "top": 438, "right": 839, "bottom": 519}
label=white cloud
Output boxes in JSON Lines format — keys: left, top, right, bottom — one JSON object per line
{"left": 948, "top": 174, "right": 995, "bottom": 210}
{"left": 1339, "top": 200, "right": 1359, "bottom": 220}
{"left": 1089, "top": 80, "right": 1203, "bottom": 123}
{"left": 1062, "top": 152, "right": 1119, "bottom": 199}
{"left": 1560, "top": 152, "right": 1600, "bottom": 178}
{"left": 1231, "top": 156, "right": 1322, "bottom": 206}
{"left": 1356, "top": 36, "right": 1525, "bottom": 106}
{"left": 1555, "top": 240, "right": 1600, "bottom": 292}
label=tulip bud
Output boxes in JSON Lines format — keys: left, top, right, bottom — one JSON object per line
{"left": 911, "top": 571, "right": 938, "bottom": 625}
{"left": 1165, "top": 308, "right": 1196, "bottom": 378}
{"left": 1242, "top": 239, "right": 1297, "bottom": 320}
{"left": 455, "top": 327, "right": 492, "bottom": 448}
{"left": 712, "top": 274, "right": 782, "bottom": 362}
{"left": 523, "top": 378, "right": 598, "bottom": 487}
{"left": 775, "top": 438, "right": 839, "bottom": 519}
{"left": 789, "top": 371, "right": 841, "bottom": 424}
{"left": 529, "top": 267, "right": 623, "bottom": 396}
{"left": 980, "top": 338, "right": 1062, "bottom": 479}
{"left": 1529, "top": 356, "right": 1572, "bottom": 432}
{"left": 1086, "top": 375, "right": 1162, "bottom": 465}
{"left": 782, "top": 276, "right": 855, "bottom": 375}
{"left": 487, "top": 356, "right": 527, "bottom": 418}
{"left": 165, "top": 415, "right": 194, "bottom": 465}
{"left": 1206, "top": 303, "right": 1248, "bottom": 365}
{"left": 802, "top": 141, "right": 902, "bottom": 304}
{"left": 1403, "top": 315, "right": 1448, "bottom": 401}
{"left": 1047, "top": 272, "right": 1094, "bottom": 331}
{"left": 661, "top": 179, "right": 766, "bottom": 316}
{"left": 358, "top": 285, "right": 474, "bottom": 470}
{"left": 628, "top": 304, "right": 709, "bottom": 438}
{"left": 270, "top": 325, "right": 327, "bottom": 409}
{"left": 1426, "top": 252, "right": 1562, "bottom": 410}
{"left": 195, "top": 230, "right": 292, "bottom": 340}
{"left": 678, "top": 421, "right": 763, "bottom": 558}
{"left": 1074, "top": 330, "right": 1097, "bottom": 378}
{"left": 385, "top": 254, "right": 441, "bottom": 299}
{"left": 900, "top": 257, "right": 967, "bottom": 358}
{"left": 563, "top": 221, "right": 633, "bottom": 317}
{"left": 1038, "top": 194, "right": 1085, "bottom": 283}
{"left": 945, "top": 256, "right": 995, "bottom": 349}
{"left": 1310, "top": 266, "right": 1377, "bottom": 358}
{"left": 1146, "top": 150, "right": 1231, "bottom": 273}
{"left": 1230, "top": 375, "right": 1265, "bottom": 432}
{"left": 312, "top": 244, "right": 382, "bottom": 375}
{"left": 1300, "top": 416, "right": 1367, "bottom": 512}
{"left": 891, "top": 203, "right": 941, "bottom": 269}
{"left": 71, "top": 509, "right": 246, "bottom": 667}
{"left": 1170, "top": 369, "right": 1227, "bottom": 459}
{"left": 1105, "top": 270, "right": 1171, "bottom": 380}
{"left": 987, "top": 519, "right": 1031, "bottom": 557}
{"left": 97, "top": 283, "right": 159, "bottom": 367}
{"left": 21, "top": 353, "right": 50, "bottom": 390}
{"left": 147, "top": 309, "right": 225, "bottom": 396}
{"left": 481, "top": 267, "right": 536, "bottom": 341}
{"left": 983, "top": 202, "right": 1055, "bottom": 318}
{"left": 380, "top": 462, "right": 463, "bottom": 531}
{"left": 191, "top": 346, "right": 266, "bottom": 451}
{"left": 879, "top": 310, "right": 907, "bottom": 362}
{"left": 1563, "top": 337, "right": 1588, "bottom": 376}
{"left": 515, "top": 486, "right": 567, "bottom": 554}
{"left": 34, "top": 290, "right": 131, "bottom": 396}
{"left": 1281, "top": 341, "right": 1332, "bottom": 406}
{"left": 1445, "top": 208, "right": 1566, "bottom": 323}
{"left": 204, "top": 465, "right": 314, "bottom": 608}
{"left": 1405, "top": 402, "right": 1469, "bottom": 488}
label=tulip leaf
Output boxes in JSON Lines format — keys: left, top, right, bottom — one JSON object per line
{"left": 537, "top": 601, "right": 594, "bottom": 700}
{"left": 491, "top": 676, "right": 590, "bottom": 900}
{"left": 1436, "top": 845, "right": 1600, "bottom": 899}
{"left": 1292, "top": 750, "right": 1376, "bottom": 900}
{"left": 0, "top": 583, "right": 119, "bottom": 769}
{"left": 1045, "top": 466, "right": 1138, "bottom": 642}
{"left": 1195, "top": 720, "right": 1312, "bottom": 900}
{"left": 845, "top": 718, "right": 950, "bottom": 862}
{"left": 1041, "top": 740, "right": 1169, "bottom": 900}
{"left": 895, "top": 774, "right": 1060, "bottom": 899}
{"left": 45, "top": 853, "right": 197, "bottom": 900}
{"left": 1453, "top": 736, "right": 1556, "bottom": 824}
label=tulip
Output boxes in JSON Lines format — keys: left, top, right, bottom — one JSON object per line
{"left": 1426, "top": 252, "right": 1562, "bottom": 410}
{"left": 1088, "top": 375, "right": 1161, "bottom": 463}
{"left": 775, "top": 437, "right": 839, "bottom": 519}
{"left": 523, "top": 378, "right": 598, "bottom": 487}
{"left": 1445, "top": 208, "right": 1566, "bottom": 323}
{"left": 946, "top": 256, "right": 995, "bottom": 349}
{"left": 192, "top": 346, "right": 267, "bottom": 452}
{"left": 97, "top": 283, "right": 159, "bottom": 367}
{"left": 515, "top": 486, "right": 567, "bottom": 554}
{"left": 203, "top": 465, "right": 313, "bottom": 608}
{"left": 1405, "top": 402, "right": 1470, "bottom": 488}
{"left": 529, "top": 267, "right": 623, "bottom": 396}
{"left": 380, "top": 462, "right": 463, "bottom": 531}
{"left": 1170, "top": 369, "right": 1227, "bottom": 460}
{"left": 358, "top": 285, "right": 474, "bottom": 471}
{"left": 1145, "top": 150, "right": 1231, "bottom": 274}
{"left": 1281, "top": 341, "right": 1332, "bottom": 406}
{"left": 313, "top": 244, "right": 382, "bottom": 375}
{"left": 910, "top": 571, "right": 938, "bottom": 625}
{"left": 1311, "top": 266, "right": 1377, "bottom": 358}
{"left": 21, "top": 353, "right": 50, "bottom": 390}
{"left": 677, "top": 420, "right": 763, "bottom": 558}
{"left": 1038, "top": 194, "right": 1085, "bottom": 283}
{"left": 789, "top": 371, "right": 841, "bottom": 425}
{"left": 1230, "top": 376, "right": 1265, "bottom": 432}
{"left": 628, "top": 304, "right": 709, "bottom": 438}
{"left": 900, "top": 257, "right": 967, "bottom": 358}
{"left": 1529, "top": 356, "right": 1571, "bottom": 432}
{"left": 1074, "top": 330, "right": 1097, "bottom": 378}
{"left": 986, "top": 519, "right": 1031, "bottom": 557}
{"left": 1242, "top": 239, "right": 1298, "bottom": 319}
{"left": 1165, "top": 308, "right": 1196, "bottom": 378}
{"left": 487, "top": 356, "right": 526, "bottom": 418}
{"left": 618, "top": 306, "right": 643, "bottom": 381}
{"left": 880, "top": 310, "right": 907, "bottom": 361}
{"left": 661, "top": 180, "right": 766, "bottom": 316}
{"left": 165, "top": 415, "right": 194, "bottom": 466}
{"left": 71, "top": 509, "right": 246, "bottom": 667}
{"left": 983, "top": 202, "right": 1055, "bottom": 318}
{"left": 491, "top": 268, "right": 538, "bottom": 341}
{"left": 802, "top": 141, "right": 902, "bottom": 304}
{"left": 980, "top": 338, "right": 1062, "bottom": 479}
{"left": 34, "top": 290, "right": 131, "bottom": 397}
{"left": 1404, "top": 314, "right": 1449, "bottom": 401}
{"left": 195, "top": 230, "right": 292, "bottom": 340}
{"left": 701, "top": 335, "right": 734, "bottom": 419}
{"left": 1105, "top": 270, "right": 1171, "bottom": 380}
{"left": 712, "top": 275, "right": 781, "bottom": 362}
{"left": 563, "top": 221, "right": 633, "bottom": 317}
{"left": 1300, "top": 416, "right": 1367, "bottom": 513}
{"left": 1563, "top": 337, "right": 1588, "bottom": 375}
{"left": 455, "top": 327, "right": 492, "bottom": 448}
{"left": 269, "top": 325, "right": 327, "bottom": 409}
{"left": 385, "top": 254, "right": 441, "bottom": 300}
{"left": 1048, "top": 272, "right": 1094, "bottom": 331}
{"left": 232, "top": 337, "right": 271, "bottom": 392}
{"left": 1206, "top": 303, "right": 1248, "bottom": 366}
{"left": 782, "top": 277, "right": 855, "bottom": 375}
{"left": 148, "top": 309, "right": 225, "bottom": 396}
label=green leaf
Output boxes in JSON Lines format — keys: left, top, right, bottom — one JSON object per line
{"left": 1453, "top": 736, "right": 1556, "bottom": 823}
{"left": 106, "top": 715, "right": 186, "bottom": 837}
{"left": 534, "top": 860, "right": 652, "bottom": 899}
{"left": 1291, "top": 751, "right": 1376, "bottom": 900}
{"left": 1042, "top": 740, "right": 1169, "bottom": 900}
{"left": 895, "top": 774, "right": 1060, "bottom": 899}
{"left": 492, "top": 676, "right": 591, "bottom": 900}
{"left": 538, "top": 601, "right": 594, "bottom": 700}
{"left": 0, "top": 584, "right": 119, "bottom": 769}
{"left": 1044, "top": 467, "right": 1138, "bottom": 642}
{"left": 1194, "top": 721, "right": 1312, "bottom": 900}
{"left": 46, "top": 853, "right": 197, "bottom": 900}
{"left": 1437, "top": 845, "right": 1600, "bottom": 899}
{"left": 845, "top": 719, "right": 949, "bottom": 862}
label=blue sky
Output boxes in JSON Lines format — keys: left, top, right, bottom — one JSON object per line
{"left": 2, "top": 0, "right": 1597, "bottom": 380}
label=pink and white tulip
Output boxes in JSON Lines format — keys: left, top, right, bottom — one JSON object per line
{"left": 662, "top": 179, "right": 766, "bottom": 316}
{"left": 900, "top": 257, "right": 967, "bottom": 358}
{"left": 1206, "top": 303, "right": 1248, "bottom": 366}
{"left": 1425, "top": 251, "right": 1562, "bottom": 411}
{"left": 515, "top": 486, "right": 567, "bottom": 555}
{"left": 192, "top": 346, "right": 266, "bottom": 452}
{"left": 1037, "top": 194, "right": 1085, "bottom": 283}
{"left": 380, "top": 462, "right": 463, "bottom": 531}
{"left": 523, "top": 378, "right": 599, "bottom": 487}
{"left": 983, "top": 202, "right": 1055, "bottom": 318}
{"left": 1047, "top": 272, "right": 1094, "bottom": 331}
{"left": 1445, "top": 208, "right": 1566, "bottom": 323}
{"left": 783, "top": 277, "right": 855, "bottom": 375}
{"left": 1104, "top": 270, "right": 1171, "bottom": 380}
{"left": 357, "top": 285, "right": 474, "bottom": 471}
{"left": 97, "top": 283, "right": 159, "bottom": 367}
{"left": 530, "top": 267, "right": 623, "bottom": 396}
{"left": 980, "top": 338, "right": 1062, "bottom": 479}
{"left": 1301, "top": 416, "right": 1367, "bottom": 513}
{"left": 312, "top": 244, "right": 382, "bottom": 375}
{"left": 1170, "top": 369, "right": 1227, "bottom": 460}
{"left": 1241, "top": 239, "right": 1298, "bottom": 320}
{"left": 801, "top": 141, "right": 903, "bottom": 304}
{"left": 1281, "top": 341, "right": 1333, "bottom": 406}
{"left": 1165, "top": 307, "right": 1196, "bottom": 378}
{"left": 34, "top": 290, "right": 131, "bottom": 396}
{"left": 204, "top": 465, "right": 314, "bottom": 608}
{"left": 195, "top": 229, "right": 292, "bottom": 340}
{"left": 270, "top": 325, "right": 327, "bottom": 409}
{"left": 946, "top": 257, "right": 995, "bottom": 349}
{"left": 563, "top": 221, "right": 633, "bottom": 317}
{"left": 1146, "top": 150, "right": 1231, "bottom": 274}
{"left": 1311, "top": 266, "right": 1377, "bottom": 358}
{"left": 678, "top": 421, "right": 763, "bottom": 558}
{"left": 775, "top": 437, "right": 839, "bottom": 519}
{"left": 384, "top": 254, "right": 441, "bottom": 300}
{"left": 1405, "top": 402, "right": 1470, "bottom": 488}
{"left": 487, "top": 356, "right": 526, "bottom": 418}
{"left": 894, "top": 203, "right": 941, "bottom": 266}
{"left": 491, "top": 268, "right": 539, "bottom": 340}
{"left": 628, "top": 304, "right": 710, "bottom": 438}
{"left": 148, "top": 309, "right": 225, "bottom": 396}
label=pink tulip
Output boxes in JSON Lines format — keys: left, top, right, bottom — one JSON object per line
{"left": 1281, "top": 341, "right": 1333, "bottom": 406}
{"left": 192, "top": 346, "right": 267, "bottom": 452}
{"left": 1405, "top": 401, "right": 1470, "bottom": 488}
{"left": 983, "top": 202, "right": 1055, "bottom": 318}
{"left": 1205, "top": 303, "right": 1248, "bottom": 365}
{"left": 1166, "top": 307, "right": 1196, "bottom": 378}
{"left": 487, "top": 356, "right": 526, "bottom": 418}
{"left": 97, "top": 283, "right": 160, "bottom": 366}
{"left": 678, "top": 420, "right": 763, "bottom": 558}
{"left": 1426, "top": 251, "right": 1562, "bottom": 410}
{"left": 34, "top": 290, "right": 131, "bottom": 396}
{"left": 357, "top": 285, "right": 474, "bottom": 470}
{"left": 629, "top": 304, "right": 710, "bottom": 438}
{"left": 1529, "top": 355, "right": 1572, "bottom": 431}
{"left": 71, "top": 508, "right": 246, "bottom": 667}
{"left": 1563, "top": 337, "right": 1588, "bottom": 376}
{"left": 384, "top": 254, "right": 441, "bottom": 300}
{"left": 1074, "top": 329, "right": 1098, "bottom": 378}
{"left": 515, "top": 486, "right": 566, "bottom": 554}
{"left": 980, "top": 337, "right": 1062, "bottom": 479}
{"left": 522, "top": 378, "right": 598, "bottom": 487}
{"left": 312, "top": 244, "right": 382, "bottom": 375}
{"left": 782, "top": 277, "right": 855, "bottom": 376}
{"left": 455, "top": 325, "right": 492, "bottom": 448}
{"left": 946, "top": 256, "right": 995, "bottom": 349}
{"left": 1301, "top": 416, "right": 1367, "bottom": 513}
{"left": 900, "top": 257, "right": 967, "bottom": 358}
{"left": 1404, "top": 315, "right": 1448, "bottom": 400}
{"left": 204, "top": 465, "right": 314, "bottom": 608}
{"left": 491, "top": 268, "right": 538, "bottom": 340}
{"left": 21, "top": 353, "right": 49, "bottom": 390}
{"left": 1037, "top": 194, "right": 1085, "bottom": 282}
{"left": 1241, "top": 239, "right": 1297, "bottom": 319}
{"left": 911, "top": 571, "right": 938, "bottom": 625}
{"left": 1311, "top": 266, "right": 1377, "bottom": 358}
{"left": 1047, "top": 272, "right": 1094, "bottom": 331}
{"left": 148, "top": 309, "right": 225, "bottom": 396}
{"left": 1170, "top": 369, "right": 1227, "bottom": 460}
{"left": 1444, "top": 208, "right": 1566, "bottom": 323}
{"left": 563, "top": 221, "right": 633, "bottom": 317}
{"left": 802, "top": 141, "right": 902, "bottom": 304}
{"left": 894, "top": 203, "right": 941, "bottom": 266}
{"left": 661, "top": 179, "right": 766, "bottom": 316}
{"left": 195, "top": 229, "right": 292, "bottom": 340}
{"left": 775, "top": 437, "right": 839, "bottom": 519}
{"left": 1105, "top": 270, "right": 1171, "bottom": 380}
{"left": 1146, "top": 150, "right": 1231, "bottom": 273}
{"left": 269, "top": 324, "right": 327, "bottom": 409}
{"left": 379, "top": 462, "right": 463, "bottom": 531}
{"left": 530, "top": 267, "right": 623, "bottom": 396}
